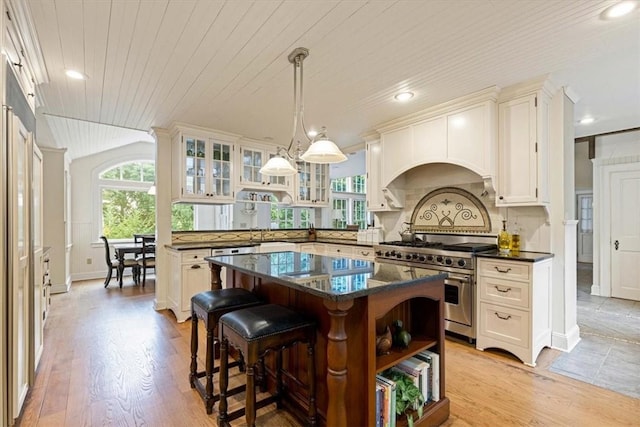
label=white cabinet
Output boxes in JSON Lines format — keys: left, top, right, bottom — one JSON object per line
{"left": 496, "top": 84, "right": 552, "bottom": 206}
{"left": 476, "top": 257, "right": 552, "bottom": 366}
{"left": 295, "top": 161, "right": 329, "bottom": 206}
{"left": 167, "top": 249, "right": 211, "bottom": 322}
{"left": 237, "top": 142, "right": 293, "bottom": 192}
{"left": 171, "top": 126, "right": 237, "bottom": 203}
{"left": 366, "top": 138, "right": 389, "bottom": 211}
{"left": 381, "top": 126, "right": 412, "bottom": 187}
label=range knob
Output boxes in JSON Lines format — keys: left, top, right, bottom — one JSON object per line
{"left": 445, "top": 258, "right": 453, "bottom": 266}
{"left": 436, "top": 255, "right": 444, "bottom": 263}
{"left": 412, "top": 254, "right": 419, "bottom": 259}
{"left": 405, "top": 254, "right": 412, "bottom": 260}
{"left": 427, "top": 255, "right": 434, "bottom": 262}
{"left": 396, "top": 253, "right": 403, "bottom": 259}
{"left": 384, "top": 251, "right": 391, "bottom": 257}
{"left": 457, "top": 259, "right": 467, "bottom": 267}
{"left": 390, "top": 250, "right": 396, "bottom": 256}
{"left": 375, "top": 250, "right": 383, "bottom": 256}
{"left": 418, "top": 255, "right": 426, "bottom": 262}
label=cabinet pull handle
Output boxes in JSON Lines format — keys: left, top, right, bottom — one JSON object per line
{"left": 361, "top": 251, "right": 369, "bottom": 256}
{"left": 494, "top": 266, "right": 512, "bottom": 273}
{"left": 495, "top": 285, "right": 512, "bottom": 293}
{"left": 191, "top": 264, "right": 202, "bottom": 269}
{"left": 494, "top": 312, "right": 511, "bottom": 320}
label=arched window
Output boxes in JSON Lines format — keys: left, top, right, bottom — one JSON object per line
{"left": 99, "top": 161, "right": 156, "bottom": 239}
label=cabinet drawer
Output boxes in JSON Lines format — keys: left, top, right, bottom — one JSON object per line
{"left": 479, "top": 276, "right": 529, "bottom": 309}
{"left": 479, "top": 302, "right": 530, "bottom": 349}
{"left": 326, "top": 244, "right": 353, "bottom": 257}
{"left": 181, "top": 250, "right": 211, "bottom": 263}
{"left": 478, "top": 258, "right": 530, "bottom": 281}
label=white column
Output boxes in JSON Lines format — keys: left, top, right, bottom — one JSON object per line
{"left": 152, "top": 128, "right": 171, "bottom": 310}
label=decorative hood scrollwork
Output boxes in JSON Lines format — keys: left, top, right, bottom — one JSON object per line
{"left": 410, "top": 187, "right": 491, "bottom": 233}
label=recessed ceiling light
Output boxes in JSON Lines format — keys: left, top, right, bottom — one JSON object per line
{"left": 65, "top": 69, "right": 87, "bottom": 80}
{"left": 579, "top": 117, "right": 595, "bottom": 125}
{"left": 394, "top": 92, "right": 414, "bottom": 102}
{"left": 602, "top": 1, "right": 636, "bottom": 19}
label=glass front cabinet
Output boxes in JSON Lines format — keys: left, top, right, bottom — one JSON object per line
{"left": 172, "top": 127, "right": 237, "bottom": 203}
{"left": 237, "top": 141, "right": 293, "bottom": 192}
{"left": 295, "top": 161, "right": 329, "bottom": 206}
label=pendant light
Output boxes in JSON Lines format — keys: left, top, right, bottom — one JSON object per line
{"left": 259, "top": 47, "right": 347, "bottom": 177}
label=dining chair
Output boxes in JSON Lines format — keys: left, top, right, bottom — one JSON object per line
{"left": 100, "top": 236, "right": 138, "bottom": 288}
{"left": 136, "top": 236, "right": 156, "bottom": 287}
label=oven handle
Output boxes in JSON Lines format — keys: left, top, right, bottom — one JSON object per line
{"left": 444, "top": 273, "right": 471, "bottom": 284}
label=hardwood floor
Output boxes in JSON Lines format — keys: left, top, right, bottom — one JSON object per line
{"left": 16, "top": 278, "right": 639, "bottom": 426}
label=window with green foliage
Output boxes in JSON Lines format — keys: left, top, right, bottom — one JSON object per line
{"left": 99, "top": 161, "right": 194, "bottom": 239}
{"left": 270, "top": 200, "right": 312, "bottom": 229}
{"left": 329, "top": 175, "right": 369, "bottom": 229}
{"left": 331, "top": 177, "right": 347, "bottom": 192}
{"left": 332, "top": 199, "right": 347, "bottom": 228}
{"left": 272, "top": 207, "right": 294, "bottom": 229}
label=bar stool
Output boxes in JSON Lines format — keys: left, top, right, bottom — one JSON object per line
{"left": 190, "top": 288, "right": 263, "bottom": 414}
{"left": 217, "top": 303, "right": 317, "bottom": 427}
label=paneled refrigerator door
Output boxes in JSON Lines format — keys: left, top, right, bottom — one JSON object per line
{"left": 7, "top": 110, "right": 32, "bottom": 420}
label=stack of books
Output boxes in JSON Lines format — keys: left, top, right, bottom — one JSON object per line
{"left": 375, "top": 374, "right": 397, "bottom": 427}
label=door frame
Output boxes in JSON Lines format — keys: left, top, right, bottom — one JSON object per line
{"left": 593, "top": 157, "right": 640, "bottom": 297}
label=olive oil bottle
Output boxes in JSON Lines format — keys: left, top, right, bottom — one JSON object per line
{"left": 498, "top": 220, "right": 511, "bottom": 255}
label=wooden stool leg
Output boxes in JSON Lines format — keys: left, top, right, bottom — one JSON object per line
{"left": 218, "top": 337, "right": 229, "bottom": 425}
{"left": 246, "top": 363, "right": 256, "bottom": 427}
{"left": 204, "top": 322, "right": 215, "bottom": 414}
{"left": 189, "top": 315, "right": 198, "bottom": 388}
{"left": 258, "top": 357, "right": 267, "bottom": 392}
{"left": 307, "top": 340, "right": 317, "bottom": 427}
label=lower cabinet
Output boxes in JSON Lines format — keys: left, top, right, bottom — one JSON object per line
{"left": 476, "top": 257, "right": 552, "bottom": 366}
{"left": 296, "top": 242, "right": 375, "bottom": 261}
{"left": 167, "top": 249, "right": 211, "bottom": 322}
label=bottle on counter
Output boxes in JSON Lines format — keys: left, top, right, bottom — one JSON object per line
{"left": 498, "top": 220, "right": 511, "bottom": 255}
{"left": 510, "top": 232, "right": 521, "bottom": 255}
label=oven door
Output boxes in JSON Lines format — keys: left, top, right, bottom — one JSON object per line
{"left": 444, "top": 273, "right": 474, "bottom": 338}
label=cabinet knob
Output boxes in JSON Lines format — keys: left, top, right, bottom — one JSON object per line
{"left": 499, "top": 196, "right": 504, "bottom": 200}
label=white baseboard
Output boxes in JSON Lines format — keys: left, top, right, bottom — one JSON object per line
{"left": 551, "top": 325, "right": 581, "bottom": 352}
{"left": 153, "top": 298, "right": 167, "bottom": 311}
{"left": 590, "top": 284, "right": 601, "bottom": 296}
{"left": 50, "top": 281, "right": 71, "bottom": 294}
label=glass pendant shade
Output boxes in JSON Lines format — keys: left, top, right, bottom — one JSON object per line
{"left": 299, "top": 138, "right": 347, "bottom": 163}
{"left": 259, "top": 155, "right": 297, "bottom": 176}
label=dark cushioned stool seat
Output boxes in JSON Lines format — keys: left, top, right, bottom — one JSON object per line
{"left": 190, "top": 288, "right": 263, "bottom": 414}
{"left": 218, "top": 304, "right": 317, "bottom": 427}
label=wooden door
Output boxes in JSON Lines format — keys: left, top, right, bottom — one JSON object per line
{"left": 576, "top": 192, "right": 593, "bottom": 263}
{"left": 611, "top": 167, "right": 640, "bottom": 301}
{"left": 9, "top": 113, "right": 32, "bottom": 419}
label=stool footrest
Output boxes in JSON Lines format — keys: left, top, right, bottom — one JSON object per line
{"left": 224, "top": 394, "right": 279, "bottom": 423}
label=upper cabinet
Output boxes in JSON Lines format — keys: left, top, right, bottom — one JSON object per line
{"left": 365, "top": 138, "right": 387, "bottom": 211}
{"left": 496, "top": 79, "right": 555, "bottom": 206}
{"left": 237, "top": 141, "right": 293, "bottom": 192}
{"left": 376, "top": 88, "right": 498, "bottom": 189}
{"left": 295, "top": 161, "right": 329, "bottom": 206}
{"left": 171, "top": 125, "right": 238, "bottom": 203}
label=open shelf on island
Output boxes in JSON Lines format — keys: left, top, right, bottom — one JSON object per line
{"left": 375, "top": 335, "right": 437, "bottom": 372}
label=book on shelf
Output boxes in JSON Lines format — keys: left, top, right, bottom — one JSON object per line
{"left": 376, "top": 383, "right": 384, "bottom": 427}
{"left": 396, "top": 357, "right": 430, "bottom": 403}
{"left": 415, "top": 350, "right": 440, "bottom": 402}
{"left": 376, "top": 374, "right": 397, "bottom": 427}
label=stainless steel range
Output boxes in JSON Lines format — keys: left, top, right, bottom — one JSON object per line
{"left": 374, "top": 240, "right": 496, "bottom": 341}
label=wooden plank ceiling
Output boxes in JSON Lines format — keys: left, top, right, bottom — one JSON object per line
{"left": 21, "top": 0, "right": 640, "bottom": 159}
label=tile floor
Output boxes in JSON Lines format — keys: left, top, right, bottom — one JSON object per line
{"left": 549, "top": 263, "right": 640, "bottom": 399}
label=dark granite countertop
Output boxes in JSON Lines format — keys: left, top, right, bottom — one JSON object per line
{"left": 205, "top": 252, "right": 446, "bottom": 301}
{"left": 476, "top": 250, "right": 554, "bottom": 263}
{"left": 166, "top": 239, "right": 373, "bottom": 251}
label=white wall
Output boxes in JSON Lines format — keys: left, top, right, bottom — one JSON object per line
{"left": 70, "top": 141, "right": 155, "bottom": 281}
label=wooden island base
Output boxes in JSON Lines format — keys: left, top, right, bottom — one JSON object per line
{"left": 208, "top": 255, "right": 450, "bottom": 427}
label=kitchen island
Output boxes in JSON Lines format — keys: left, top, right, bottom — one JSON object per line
{"left": 205, "top": 251, "right": 450, "bottom": 427}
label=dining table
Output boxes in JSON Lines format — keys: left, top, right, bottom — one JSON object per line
{"left": 112, "top": 242, "right": 144, "bottom": 287}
